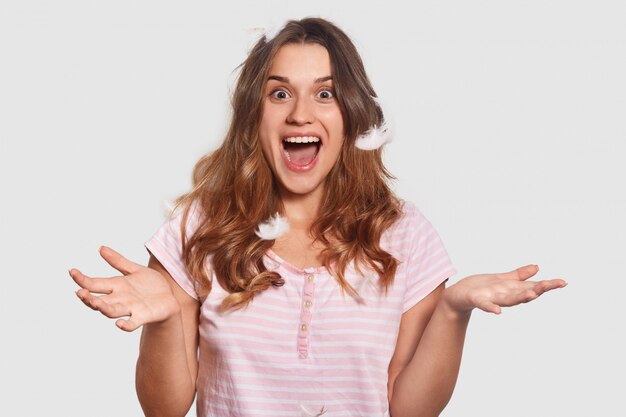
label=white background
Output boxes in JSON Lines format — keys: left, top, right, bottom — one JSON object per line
{"left": 1, "top": 1, "right": 624, "bottom": 416}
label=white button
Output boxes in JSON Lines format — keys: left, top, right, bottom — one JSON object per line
{"left": 300, "top": 323, "right": 308, "bottom": 331}
{"left": 306, "top": 274, "right": 314, "bottom": 282}
{"left": 304, "top": 300, "right": 312, "bottom": 308}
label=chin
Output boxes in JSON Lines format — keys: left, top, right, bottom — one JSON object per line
{"left": 277, "top": 175, "right": 325, "bottom": 197}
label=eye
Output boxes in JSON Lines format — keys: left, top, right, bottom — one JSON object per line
{"left": 270, "top": 89, "right": 290, "bottom": 100}
{"left": 317, "top": 89, "right": 335, "bottom": 100}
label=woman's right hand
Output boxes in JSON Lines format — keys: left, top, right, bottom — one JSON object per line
{"left": 70, "top": 246, "right": 181, "bottom": 332}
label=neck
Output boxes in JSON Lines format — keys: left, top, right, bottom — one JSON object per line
{"left": 279, "top": 186, "right": 324, "bottom": 231}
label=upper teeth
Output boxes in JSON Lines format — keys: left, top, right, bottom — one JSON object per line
{"left": 284, "top": 136, "right": 320, "bottom": 143}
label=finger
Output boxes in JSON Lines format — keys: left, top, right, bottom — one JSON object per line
{"left": 98, "top": 292, "right": 124, "bottom": 305}
{"left": 76, "top": 289, "right": 98, "bottom": 311}
{"left": 502, "top": 281, "right": 563, "bottom": 307}
{"left": 69, "top": 269, "right": 115, "bottom": 294}
{"left": 500, "top": 264, "right": 539, "bottom": 281}
{"left": 76, "top": 290, "right": 130, "bottom": 318}
{"left": 96, "top": 301, "right": 131, "bottom": 319}
{"left": 518, "top": 288, "right": 540, "bottom": 304}
{"left": 99, "top": 246, "right": 142, "bottom": 276}
{"left": 116, "top": 316, "right": 142, "bottom": 332}
{"left": 532, "top": 279, "right": 568, "bottom": 295}
{"left": 475, "top": 298, "right": 502, "bottom": 315}
{"left": 76, "top": 289, "right": 100, "bottom": 310}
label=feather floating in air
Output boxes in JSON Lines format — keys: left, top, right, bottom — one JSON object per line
{"left": 255, "top": 213, "right": 290, "bottom": 240}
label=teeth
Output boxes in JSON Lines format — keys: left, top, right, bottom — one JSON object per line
{"left": 283, "top": 136, "right": 320, "bottom": 143}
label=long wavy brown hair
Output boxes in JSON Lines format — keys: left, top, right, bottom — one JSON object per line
{"left": 170, "top": 17, "right": 402, "bottom": 312}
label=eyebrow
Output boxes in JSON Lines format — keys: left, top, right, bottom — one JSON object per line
{"left": 267, "top": 75, "right": 333, "bottom": 83}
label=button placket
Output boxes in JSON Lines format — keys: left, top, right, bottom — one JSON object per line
{"left": 298, "top": 270, "right": 316, "bottom": 359}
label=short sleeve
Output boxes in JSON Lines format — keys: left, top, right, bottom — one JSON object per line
{"left": 401, "top": 202, "right": 457, "bottom": 313}
{"left": 144, "top": 202, "right": 203, "bottom": 301}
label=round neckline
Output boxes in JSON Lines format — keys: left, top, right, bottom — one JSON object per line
{"left": 265, "top": 249, "right": 329, "bottom": 275}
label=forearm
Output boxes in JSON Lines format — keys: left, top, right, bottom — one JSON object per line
{"left": 136, "top": 310, "right": 195, "bottom": 417}
{"left": 390, "top": 298, "right": 471, "bottom": 417}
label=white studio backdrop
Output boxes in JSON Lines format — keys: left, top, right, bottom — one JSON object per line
{"left": 1, "top": 1, "right": 624, "bottom": 416}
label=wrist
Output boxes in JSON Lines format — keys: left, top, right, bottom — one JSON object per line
{"left": 143, "top": 308, "right": 183, "bottom": 337}
{"left": 147, "top": 297, "right": 182, "bottom": 328}
{"left": 161, "top": 300, "right": 183, "bottom": 323}
{"left": 438, "top": 289, "right": 472, "bottom": 321}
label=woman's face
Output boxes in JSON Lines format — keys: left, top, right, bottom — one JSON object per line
{"left": 258, "top": 43, "right": 345, "bottom": 200}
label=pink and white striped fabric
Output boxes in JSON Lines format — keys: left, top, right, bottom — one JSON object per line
{"left": 144, "top": 200, "right": 457, "bottom": 417}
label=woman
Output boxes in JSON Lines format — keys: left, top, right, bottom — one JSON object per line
{"left": 70, "top": 17, "right": 566, "bottom": 417}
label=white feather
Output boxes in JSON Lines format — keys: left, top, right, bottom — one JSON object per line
{"left": 354, "top": 120, "right": 394, "bottom": 150}
{"left": 255, "top": 213, "right": 290, "bottom": 240}
{"left": 355, "top": 95, "right": 396, "bottom": 150}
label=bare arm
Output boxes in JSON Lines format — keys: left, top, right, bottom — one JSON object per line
{"left": 136, "top": 255, "right": 200, "bottom": 417}
{"left": 389, "top": 264, "right": 567, "bottom": 417}
{"left": 387, "top": 282, "right": 446, "bottom": 403}
{"left": 389, "top": 290, "right": 470, "bottom": 417}
{"left": 70, "top": 247, "right": 200, "bottom": 417}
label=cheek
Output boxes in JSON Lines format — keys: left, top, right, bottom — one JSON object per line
{"left": 258, "top": 114, "right": 275, "bottom": 151}
{"left": 319, "top": 108, "right": 344, "bottom": 133}
{"left": 259, "top": 105, "right": 287, "bottom": 136}
{"left": 258, "top": 134, "right": 275, "bottom": 163}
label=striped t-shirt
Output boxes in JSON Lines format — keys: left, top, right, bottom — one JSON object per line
{"left": 144, "top": 200, "right": 457, "bottom": 417}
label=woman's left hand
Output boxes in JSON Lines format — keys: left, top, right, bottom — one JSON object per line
{"left": 441, "top": 264, "right": 567, "bottom": 316}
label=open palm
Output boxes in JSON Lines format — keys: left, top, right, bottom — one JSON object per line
{"left": 442, "top": 264, "right": 567, "bottom": 315}
{"left": 70, "top": 246, "right": 179, "bottom": 331}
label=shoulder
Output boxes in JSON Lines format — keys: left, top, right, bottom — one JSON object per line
{"left": 382, "top": 199, "right": 450, "bottom": 263}
{"left": 398, "top": 199, "right": 422, "bottom": 220}
{"left": 384, "top": 199, "right": 430, "bottom": 239}
{"left": 161, "top": 198, "right": 206, "bottom": 240}
{"left": 144, "top": 197, "right": 209, "bottom": 300}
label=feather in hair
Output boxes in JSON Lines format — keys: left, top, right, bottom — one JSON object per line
{"left": 354, "top": 120, "right": 394, "bottom": 150}
{"left": 355, "top": 96, "right": 395, "bottom": 150}
{"left": 255, "top": 213, "right": 290, "bottom": 240}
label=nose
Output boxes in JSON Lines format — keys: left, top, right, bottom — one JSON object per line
{"left": 286, "top": 96, "right": 314, "bottom": 125}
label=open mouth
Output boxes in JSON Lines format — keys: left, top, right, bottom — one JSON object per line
{"left": 282, "top": 136, "right": 321, "bottom": 167}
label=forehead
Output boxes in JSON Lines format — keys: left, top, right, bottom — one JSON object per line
{"left": 268, "top": 43, "right": 332, "bottom": 79}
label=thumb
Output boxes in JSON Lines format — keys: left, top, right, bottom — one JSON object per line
{"left": 501, "top": 264, "right": 539, "bottom": 281}
{"left": 115, "top": 316, "right": 142, "bottom": 332}
{"left": 99, "top": 246, "right": 142, "bottom": 275}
